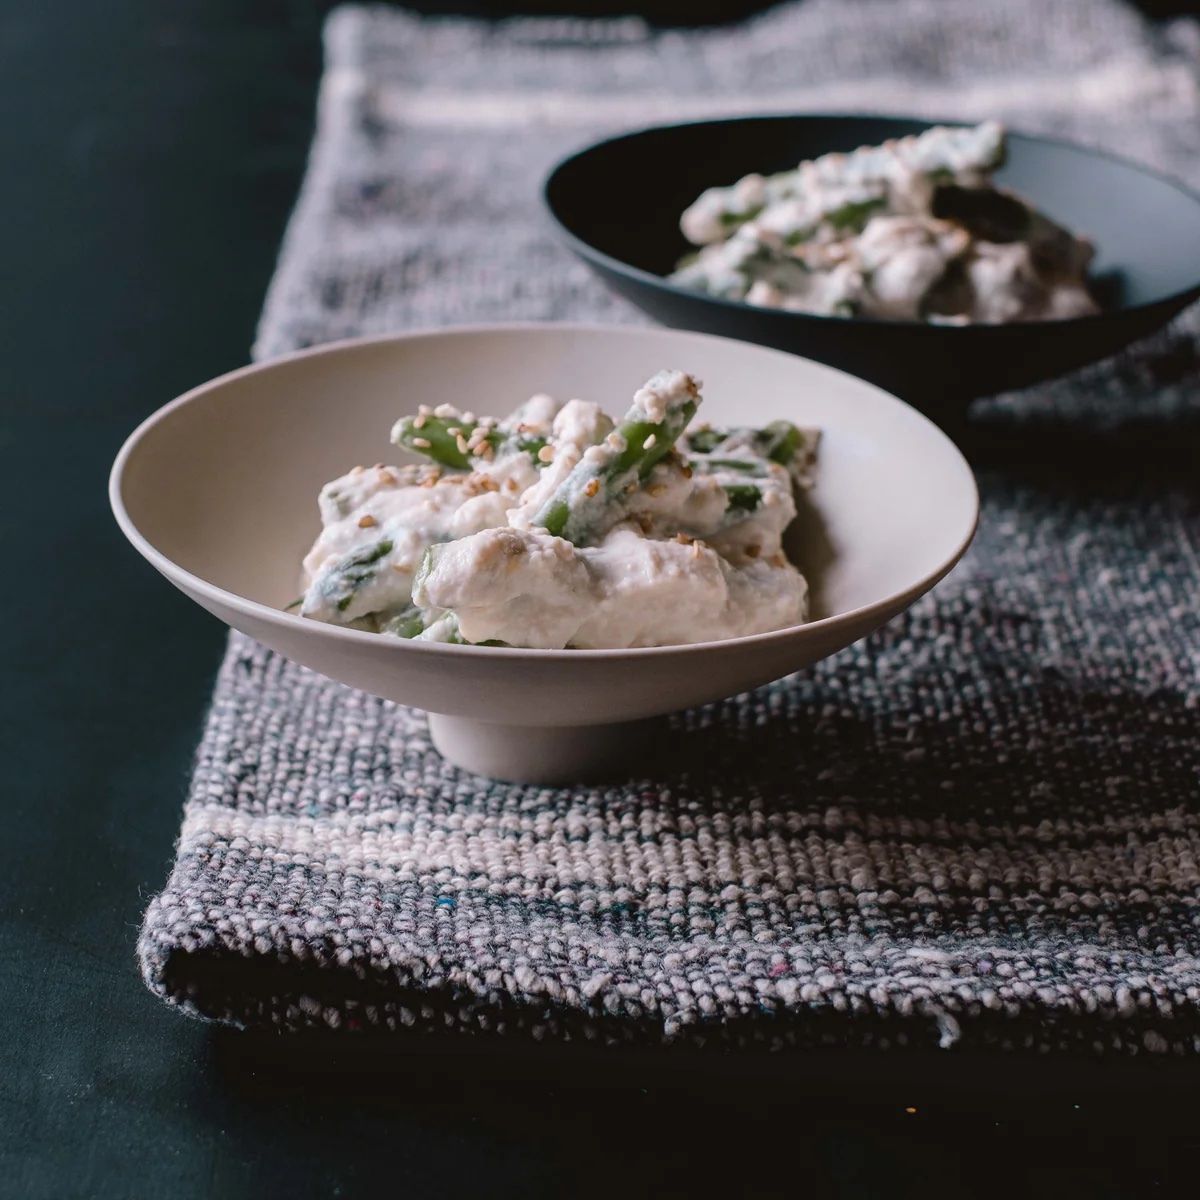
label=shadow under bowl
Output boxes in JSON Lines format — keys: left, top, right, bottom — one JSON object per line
{"left": 109, "top": 324, "right": 977, "bottom": 783}
{"left": 544, "top": 115, "right": 1200, "bottom": 416}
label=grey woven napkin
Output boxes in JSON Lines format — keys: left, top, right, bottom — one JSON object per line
{"left": 140, "top": 0, "right": 1200, "bottom": 1053}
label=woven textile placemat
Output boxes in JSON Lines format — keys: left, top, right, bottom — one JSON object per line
{"left": 140, "top": 0, "right": 1200, "bottom": 1053}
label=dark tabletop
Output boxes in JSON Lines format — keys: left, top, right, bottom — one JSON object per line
{"left": 3, "top": 1, "right": 1198, "bottom": 1196}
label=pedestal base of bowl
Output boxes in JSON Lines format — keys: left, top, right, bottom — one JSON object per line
{"left": 427, "top": 713, "right": 660, "bottom": 785}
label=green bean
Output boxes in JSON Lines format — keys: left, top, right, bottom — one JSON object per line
{"left": 391, "top": 414, "right": 494, "bottom": 470}
{"left": 392, "top": 413, "right": 549, "bottom": 470}
{"left": 532, "top": 371, "right": 700, "bottom": 545}
{"left": 671, "top": 236, "right": 811, "bottom": 301}
{"left": 402, "top": 601, "right": 508, "bottom": 647}
{"left": 309, "top": 538, "right": 394, "bottom": 614}
{"left": 686, "top": 420, "right": 807, "bottom": 468}
{"left": 379, "top": 604, "right": 426, "bottom": 639}
{"left": 721, "top": 483, "right": 763, "bottom": 513}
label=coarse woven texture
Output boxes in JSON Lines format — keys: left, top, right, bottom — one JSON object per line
{"left": 141, "top": 0, "right": 1200, "bottom": 1053}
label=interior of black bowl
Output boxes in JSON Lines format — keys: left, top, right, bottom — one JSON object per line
{"left": 547, "top": 114, "right": 1200, "bottom": 313}
{"left": 545, "top": 116, "right": 1200, "bottom": 406}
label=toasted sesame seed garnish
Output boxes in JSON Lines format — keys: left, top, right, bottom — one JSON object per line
{"left": 358, "top": 514, "right": 378, "bottom": 528}
{"left": 433, "top": 404, "right": 456, "bottom": 418}
{"left": 584, "top": 478, "right": 601, "bottom": 498}
{"left": 372, "top": 463, "right": 384, "bottom": 470}
{"left": 673, "top": 532, "right": 693, "bottom": 545}
{"left": 537, "top": 444, "right": 555, "bottom": 464}
{"left": 481, "top": 476, "right": 500, "bottom": 492}
{"left": 378, "top": 469, "right": 397, "bottom": 485}
{"left": 456, "top": 434, "right": 470, "bottom": 455}
{"left": 411, "top": 437, "right": 431, "bottom": 449}
{"left": 691, "top": 541, "right": 703, "bottom": 558}
{"left": 351, "top": 465, "right": 365, "bottom": 476}
{"left": 413, "top": 413, "right": 427, "bottom": 429}
{"left": 504, "top": 477, "right": 520, "bottom": 493}
{"left": 417, "top": 404, "right": 432, "bottom": 417}
{"left": 462, "top": 411, "right": 476, "bottom": 425}
{"left": 642, "top": 433, "right": 657, "bottom": 451}
{"left": 647, "top": 483, "right": 666, "bottom": 498}
{"left": 605, "top": 432, "right": 623, "bottom": 450}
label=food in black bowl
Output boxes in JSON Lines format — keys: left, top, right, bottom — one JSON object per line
{"left": 544, "top": 115, "right": 1200, "bottom": 414}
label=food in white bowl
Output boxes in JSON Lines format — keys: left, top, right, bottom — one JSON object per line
{"left": 109, "top": 324, "right": 977, "bottom": 783}
{"left": 671, "top": 121, "right": 1098, "bottom": 324}
{"left": 298, "top": 369, "right": 820, "bottom": 649}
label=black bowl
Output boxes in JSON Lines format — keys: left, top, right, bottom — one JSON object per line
{"left": 544, "top": 115, "right": 1200, "bottom": 412}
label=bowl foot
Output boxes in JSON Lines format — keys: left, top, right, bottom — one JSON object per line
{"left": 427, "top": 712, "right": 661, "bottom": 785}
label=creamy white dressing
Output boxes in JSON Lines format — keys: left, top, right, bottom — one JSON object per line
{"left": 412, "top": 527, "right": 807, "bottom": 650}
{"left": 296, "top": 375, "right": 819, "bottom": 649}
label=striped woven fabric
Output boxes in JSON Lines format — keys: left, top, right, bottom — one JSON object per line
{"left": 140, "top": 0, "right": 1200, "bottom": 1052}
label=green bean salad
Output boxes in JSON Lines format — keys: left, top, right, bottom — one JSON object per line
{"left": 670, "top": 122, "right": 1098, "bottom": 324}
{"left": 295, "top": 370, "right": 819, "bottom": 649}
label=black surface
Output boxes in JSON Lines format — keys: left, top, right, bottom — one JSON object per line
{"left": 3, "top": 2, "right": 1199, "bottom": 1197}
{"left": 545, "top": 115, "right": 1200, "bottom": 410}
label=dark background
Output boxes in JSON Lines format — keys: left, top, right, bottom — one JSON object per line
{"left": 3, "top": 1, "right": 1199, "bottom": 1196}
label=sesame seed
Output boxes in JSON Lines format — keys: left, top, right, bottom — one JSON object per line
{"left": 456, "top": 434, "right": 470, "bottom": 455}
{"left": 379, "top": 470, "right": 398, "bottom": 485}
{"left": 584, "top": 478, "right": 600, "bottom": 498}
{"left": 504, "top": 478, "right": 520, "bottom": 493}
{"left": 358, "top": 514, "right": 378, "bottom": 528}
{"left": 411, "top": 437, "right": 431, "bottom": 449}
{"left": 351, "top": 465, "right": 365, "bottom": 476}
{"left": 642, "top": 433, "right": 657, "bottom": 450}
{"left": 537, "top": 445, "right": 555, "bottom": 463}
{"left": 413, "top": 414, "right": 427, "bottom": 429}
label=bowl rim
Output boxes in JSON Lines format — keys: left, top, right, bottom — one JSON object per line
{"left": 109, "top": 321, "right": 979, "bottom": 662}
{"left": 542, "top": 112, "right": 1200, "bottom": 333}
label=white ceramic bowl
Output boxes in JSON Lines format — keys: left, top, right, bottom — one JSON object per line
{"left": 110, "top": 324, "right": 978, "bottom": 783}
